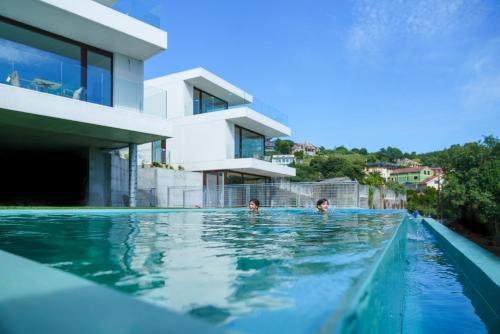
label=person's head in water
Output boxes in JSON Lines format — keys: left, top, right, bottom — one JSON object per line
{"left": 316, "top": 198, "right": 329, "bottom": 212}
{"left": 249, "top": 198, "right": 260, "bottom": 212}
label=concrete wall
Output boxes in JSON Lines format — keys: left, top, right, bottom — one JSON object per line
{"left": 138, "top": 167, "right": 203, "bottom": 207}
{"left": 87, "top": 148, "right": 108, "bottom": 206}
{"left": 87, "top": 149, "right": 129, "bottom": 207}
{"left": 109, "top": 153, "right": 129, "bottom": 207}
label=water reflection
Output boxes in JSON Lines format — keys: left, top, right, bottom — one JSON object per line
{"left": 0, "top": 209, "right": 404, "bottom": 333}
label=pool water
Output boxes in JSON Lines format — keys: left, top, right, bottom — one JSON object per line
{"left": 0, "top": 209, "right": 491, "bottom": 333}
{"left": 403, "top": 220, "right": 489, "bottom": 333}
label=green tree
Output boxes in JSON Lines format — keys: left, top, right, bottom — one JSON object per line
{"left": 294, "top": 150, "right": 304, "bottom": 160}
{"left": 274, "top": 139, "right": 294, "bottom": 154}
{"left": 440, "top": 136, "right": 499, "bottom": 235}
{"left": 406, "top": 188, "right": 438, "bottom": 217}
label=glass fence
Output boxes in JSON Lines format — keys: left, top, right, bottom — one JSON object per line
{"left": 112, "top": 0, "right": 163, "bottom": 29}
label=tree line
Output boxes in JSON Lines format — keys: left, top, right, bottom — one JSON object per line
{"left": 273, "top": 136, "right": 499, "bottom": 237}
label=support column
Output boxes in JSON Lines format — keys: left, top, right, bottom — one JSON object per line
{"left": 129, "top": 143, "right": 137, "bottom": 207}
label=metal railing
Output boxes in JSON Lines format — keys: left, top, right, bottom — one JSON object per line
{"left": 150, "top": 181, "right": 406, "bottom": 209}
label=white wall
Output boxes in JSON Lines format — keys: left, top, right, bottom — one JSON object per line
{"left": 113, "top": 53, "right": 144, "bottom": 112}
{"left": 167, "top": 119, "right": 231, "bottom": 166}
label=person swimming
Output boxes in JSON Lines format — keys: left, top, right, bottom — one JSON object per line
{"left": 316, "top": 198, "right": 329, "bottom": 213}
{"left": 249, "top": 198, "right": 260, "bottom": 213}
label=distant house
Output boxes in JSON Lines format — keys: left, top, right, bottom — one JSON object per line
{"left": 396, "top": 158, "right": 421, "bottom": 167}
{"left": 389, "top": 166, "right": 434, "bottom": 185}
{"left": 365, "top": 162, "right": 397, "bottom": 180}
{"left": 292, "top": 142, "right": 317, "bottom": 156}
{"left": 420, "top": 175, "right": 442, "bottom": 190}
{"left": 272, "top": 154, "right": 295, "bottom": 166}
{"left": 430, "top": 167, "right": 443, "bottom": 175}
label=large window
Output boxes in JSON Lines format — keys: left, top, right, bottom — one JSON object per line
{"left": 0, "top": 17, "right": 112, "bottom": 106}
{"left": 193, "top": 87, "right": 228, "bottom": 114}
{"left": 234, "top": 126, "right": 265, "bottom": 160}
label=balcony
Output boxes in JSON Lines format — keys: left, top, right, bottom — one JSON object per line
{"left": 111, "top": 0, "right": 163, "bottom": 29}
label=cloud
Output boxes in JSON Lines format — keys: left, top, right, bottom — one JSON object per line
{"left": 348, "top": 0, "right": 483, "bottom": 51}
{"left": 0, "top": 39, "right": 51, "bottom": 66}
{"left": 461, "top": 39, "right": 500, "bottom": 109}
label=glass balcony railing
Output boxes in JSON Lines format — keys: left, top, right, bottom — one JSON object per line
{"left": 1, "top": 59, "right": 112, "bottom": 106}
{"left": 226, "top": 94, "right": 288, "bottom": 125}
{"left": 1, "top": 57, "right": 170, "bottom": 118}
{"left": 112, "top": 0, "right": 163, "bottom": 29}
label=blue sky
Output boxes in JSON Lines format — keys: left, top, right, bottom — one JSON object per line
{"left": 141, "top": 0, "right": 499, "bottom": 153}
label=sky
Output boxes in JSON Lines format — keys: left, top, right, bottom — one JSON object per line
{"left": 140, "top": 0, "right": 499, "bottom": 153}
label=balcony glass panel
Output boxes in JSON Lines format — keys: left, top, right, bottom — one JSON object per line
{"left": 0, "top": 20, "right": 81, "bottom": 98}
{"left": 0, "top": 18, "right": 112, "bottom": 107}
{"left": 87, "top": 50, "right": 112, "bottom": 106}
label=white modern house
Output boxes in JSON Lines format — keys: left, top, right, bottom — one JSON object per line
{"left": 271, "top": 154, "right": 296, "bottom": 166}
{"left": 0, "top": 0, "right": 170, "bottom": 206}
{"left": 140, "top": 67, "right": 296, "bottom": 188}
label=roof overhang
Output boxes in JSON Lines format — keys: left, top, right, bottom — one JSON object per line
{"left": 0, "top": 0, "right": 167, "bottom": 60}
{"left": 181, "top": 158, "right": 296, "bottom": 178}
{"left": 146, "top": 68, "right": 252, "bottom": 106}
{"left": 0, "top": 84, "right": 172, "bottom": 150}
{"left": 167, "top": 107, "right": 290, "bottom": 138}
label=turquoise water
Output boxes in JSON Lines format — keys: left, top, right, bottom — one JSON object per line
{"left": 0, "top": 209, "right": 491, "bottom": 333}
{"left": 403, "top": 220, "right": 490, "bottom": 333}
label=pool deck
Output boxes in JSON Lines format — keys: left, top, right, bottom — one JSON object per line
{"left": 0, "top": 250, "right": 225, "bottom": 334}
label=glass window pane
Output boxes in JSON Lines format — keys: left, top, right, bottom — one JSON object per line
{"left": 234, "top": 127, "right": 241, "bottom": 158}
{"left": 152, "top": 140, "right": 161, "bottom": 163}
{"left": 0, "top": 19, "right": 81, "bottom": 99}
{"left": 193, "top": 88, "right": 201, "bottom": 114}
{"left": 241, "top": 128, "right": 264, "bottom": 159}
{"left": 196, "top": 88, "right": 228, "bottom": 114}
{"left": 87, "top": 50, "right": 112, "bottom": 106}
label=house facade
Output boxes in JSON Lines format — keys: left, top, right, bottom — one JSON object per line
{"left": 292, "top": 142, "right": 317, "bottom": 156}
{"left": 389, "top": 166, "right": 434, "bottom": 185}
{"left": 365, "top": 162, "right": 397, "bottom": 180}
{"left": 272, "top": 154, "right": 296, "bottom": 166}
{"left": 0, "top": 0, "right": 170, "bottom": 206}
{"left": 139, "top": 67, "right": 295, "bottom": 186}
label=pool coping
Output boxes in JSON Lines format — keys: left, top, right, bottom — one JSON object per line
{"left": 422, "top": 218, "right": 500, "bottom": 320}
{"left": 0, "top": 249, "right": 225, "bottom": 334}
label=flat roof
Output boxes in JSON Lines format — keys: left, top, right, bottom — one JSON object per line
{"left": 146, "top": 67, "right": 253, "bottom": 106}
{"left": 0, "top": 0, "right": 167, "bottom": 60}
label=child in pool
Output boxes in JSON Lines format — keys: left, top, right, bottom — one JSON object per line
{"left": 316, "top": 198, "right": 329, "bottom": 213}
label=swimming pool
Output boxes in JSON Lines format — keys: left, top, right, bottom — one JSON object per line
{"left": 0, "top": 209, "right": 494, "bottom": 333}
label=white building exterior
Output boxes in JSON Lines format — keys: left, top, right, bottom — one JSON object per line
{"left": 0, "top": 0, "right": 170, "bottom": 206}
{"left": 272, "top": 154, "right": 296, "bottom": 166}
{"left": 140, "top": 68, "right": 295, "bottom": 186}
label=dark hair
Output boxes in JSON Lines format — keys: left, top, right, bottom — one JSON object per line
{"left": 249, "top": 198, "right": 260, "bottom": 207}
{"left": 316, "top": 198, "right": 328, "bottom": 207}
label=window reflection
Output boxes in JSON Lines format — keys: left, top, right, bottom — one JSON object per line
{"left": 193, "top": 87, "right": 228, "bottom": 114}
{"left": 87, "top": 50, "right": 112, "bottom": 106}
{"left": 234, "top": 126, "right": 265, "bottom": 160}
{"left": 0, "top": 18, "right": 112, "bottom": 107}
